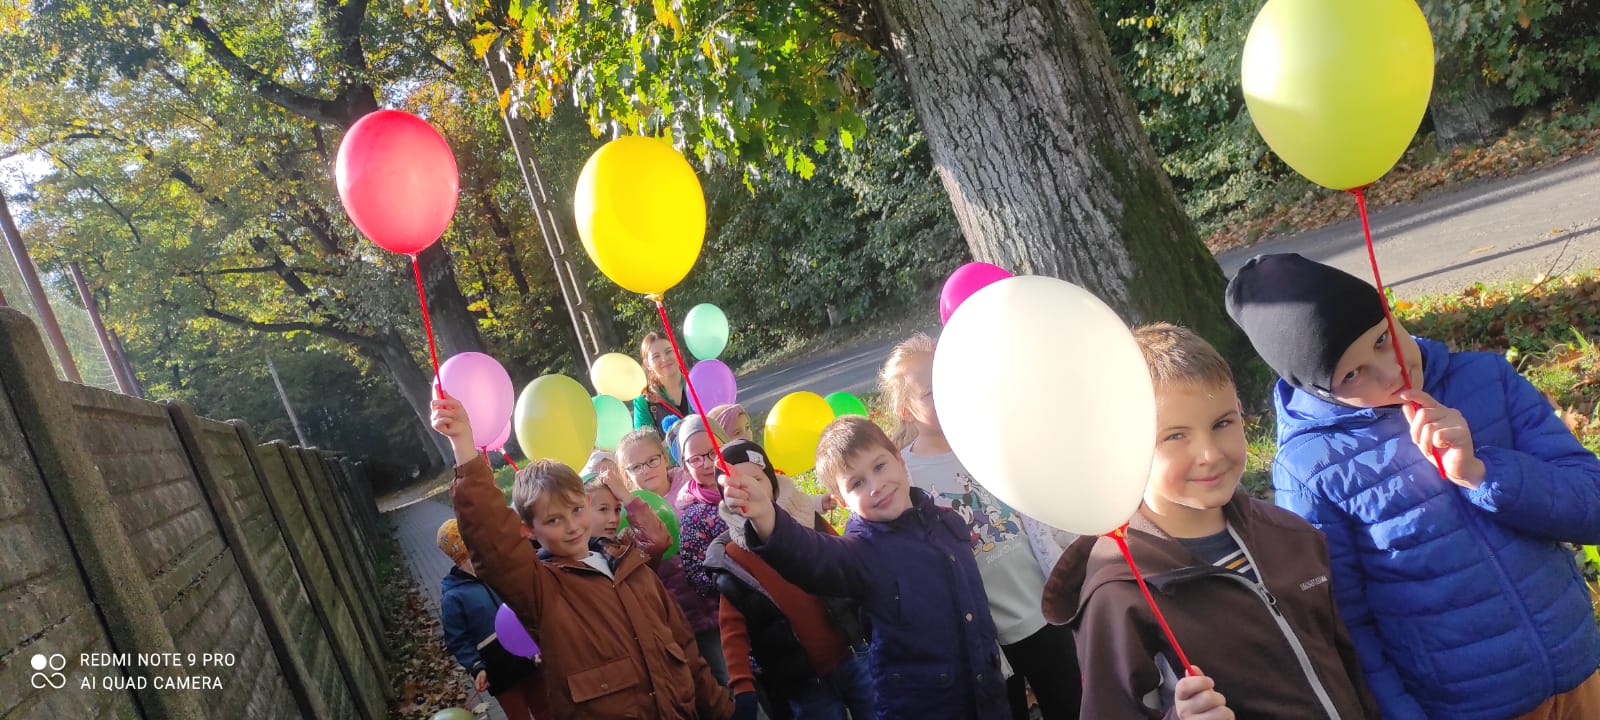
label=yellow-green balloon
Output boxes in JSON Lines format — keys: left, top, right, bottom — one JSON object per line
{"left": 593, "top": 395, "right": 632, "bottom": 451}
{"left": 1241, "top": 0, "right": 1434, "bottom": 190}
{"left": 514, "top": 374, "right": 595, "bottom": 471}
{"left": 590, "top": 352, "right": 647, "bottom": 402}
{"left": 763, "top": 391, "right": 836, "bottom": 476}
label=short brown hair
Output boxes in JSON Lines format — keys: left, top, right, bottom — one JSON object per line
{"left": 1133, "top": 323, "right": 1234, "bottom": 391}
{"left": 511, "top": 460, "right": 586, "bottom": 526}
{"left": 814, "top": 415, "right": 900, "bottom": 494}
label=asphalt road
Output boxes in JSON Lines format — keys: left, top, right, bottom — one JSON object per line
{"left": 740, "top": 156, "right": 1600, "bottom": 416}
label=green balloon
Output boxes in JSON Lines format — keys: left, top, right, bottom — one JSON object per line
{"left": 593, "top": 395, "right": 632, "bottom": 451}
{"left": 617, "top": 489, "right": 681, "bottom": 560}
{"left": 431, "top": 709, "right": 475, "bottom": 720}
{"left": 824, "top": 391, "right": 869, "bottom": 418}
{"left": 682, "top": 303, "right": 729, "bottom": 360}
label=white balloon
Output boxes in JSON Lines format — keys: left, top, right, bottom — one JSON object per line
{"left": 933, "top": 275, "right": 1156, "bottom": 536}
{"left": 589, "top": 352, "right": 648, "bottom": 402}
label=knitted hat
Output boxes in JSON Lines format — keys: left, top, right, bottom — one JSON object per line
{"left": 435, "top": 518, "right": 469, "bottom": 566}
{"left": 580, "top": 450, "right": 615, "bottom": 482}
{"left": 1224, "top": 253, "right": 1386, "bottom": 395}
{"left": 717, "top": 439, "right": 779, "bottom": 495}
{"left": 669, "top": 414, "right": 725, "bottom": 463}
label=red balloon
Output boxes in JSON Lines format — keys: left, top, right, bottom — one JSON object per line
{"left": 335, "top": 110, "right": 459, "bottom": 255}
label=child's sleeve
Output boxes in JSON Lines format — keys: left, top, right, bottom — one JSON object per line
{"left": 1072, "top": 585, "right": 1177, "bottom": 720}
{"left": 1465, "top": 361, "right": 1600, "bottom": 543}
{"left": 661, "top": 584, "right": 733, "bottom": 720}
{"left": 621, "top": 494, "right": 670, "bottom": 567}
{"left": 1315, "top": 534, "right": 1385, "bottom": 720}
{"left": 678, "top": 506, "right": 724, "bottom": 598}
{"left": 439, "top": 593, "right": 486, "bottom": 676}
{"left": 747, "top": 506, "right": 869, "bottom": 598}
{"left": 718, "top": 597, "right": 758, "bottom": 697}
{"left": 451, "top": 455, "right": 548, "bottom": 623}
{"left": 1274, "top": 463, "right": 1427, "bottom": 720}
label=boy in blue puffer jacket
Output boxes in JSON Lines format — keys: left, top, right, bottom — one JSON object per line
{"left": 720, "top": 415, "right": 1010, "bottom": 720}
{"left": 437, "top": 519, "right": 544, "bottom": 718}
{"left": 1227, "top": 253, "right": 1600, "bottom": 720}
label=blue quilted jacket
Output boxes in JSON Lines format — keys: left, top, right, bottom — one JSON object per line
{"left": 1272, "top": 336, "right": 1600, "bottom": 719}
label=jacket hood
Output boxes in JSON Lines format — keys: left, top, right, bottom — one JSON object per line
{"left": 1275, "top": 336, "right": 1449, "bottom": 444}
{"left": 440, "top": 565, "right": 477, "bottom": 593}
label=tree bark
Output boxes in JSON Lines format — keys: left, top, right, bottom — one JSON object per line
{"left": 370, "top": 328, "right": 454, "bottom": 464}
{"left": 1428, "top": 57, "right": 1514, "bottom": 151}
{"left": 872, "top": 0, "right": 1245, "bottom": 359}
{"left": 414, "top": 243, "right": 488, "bottom": 359}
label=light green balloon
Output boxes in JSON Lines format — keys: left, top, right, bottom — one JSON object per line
{"left": 593, "top": 395, "right": 632, "bottom": 451}
{"left": 431, "top": 709, "right": 475, "bottom": 720}
{"left": 682, "top": 303, "right": 729, "bottom": 360}
{"left": 824, "top": 391, "right": 869, "bottom": 418}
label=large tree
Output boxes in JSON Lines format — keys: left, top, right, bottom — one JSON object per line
{"left": 440, "top": 0, "right": 1243, "bottom": 356}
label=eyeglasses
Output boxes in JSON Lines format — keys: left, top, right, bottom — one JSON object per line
{"left": 685, "top": 449, "right": 716, "bottom": 467}
{"left": 626, "top": 454, "right": 664, "bottom": 474}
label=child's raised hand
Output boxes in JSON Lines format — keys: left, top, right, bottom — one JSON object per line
{"left": 719, "top": 463, "right": 775, "bottom": 537}
{"left": 429, "top": 398, "right": 479, "bottom": 466}
{"left": 1400, "top": 389, "right": 1485, "bottom": 489}
{"left": 603, "top": 470, "right": 632, "bottom": 507}
{"left": 1173, "top": 667, "right": 1233, "bottom": 720}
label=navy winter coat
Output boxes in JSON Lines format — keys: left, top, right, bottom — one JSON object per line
{"left": 440, "top": 566, "right": 501, "bottom": 676}
{"left": 1272, "top": 337, "right": 1600, "bottom": 719}
{"left": 749, "top": 487, "right": 1009, "bottom": 720}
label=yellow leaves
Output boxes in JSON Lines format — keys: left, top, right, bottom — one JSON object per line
{"left": 653, "top": 0, "right": 681, "bottom": 37}
{"left": 470, "top": 32, "right": 497, "bottom": 58}
{"left": 1517, "top": 11, "right": 1531, "bottom": 30}
{"left": 497, "top": 87, "right": 512, "bottom": 114}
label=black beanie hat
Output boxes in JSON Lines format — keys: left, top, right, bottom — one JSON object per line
{"left": 1224, "top": 253, "right": 1386, "bottom": 395}
{"left": 716, "top": 439, "right": 779, "bottom": 496}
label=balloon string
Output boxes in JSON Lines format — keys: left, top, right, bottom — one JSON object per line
{"left": 1110, "top": 525, "right": 1194, "bottom": 675}
{"left": 653, "top": 298, "right": 730, "bottom": 489}
{"left": 1349, "top": 188, "right": 1445, "bottom": 478}
{"left": 500, "top": 452, "right": 519, "bottom": 472}
{"left": 412, "top": 255, "right": 444, "bottom": 400}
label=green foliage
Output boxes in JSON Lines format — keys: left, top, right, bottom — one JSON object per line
{"left": 1420, "top": 1, "right": 1600, "bottom": 107}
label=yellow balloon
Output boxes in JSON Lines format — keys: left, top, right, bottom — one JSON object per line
{"left": 1241, "top": 0, "right": 1434, "bottom": 190}
{"left": 574, "top": 136, "right": 707, "bottom": 295}
{"left": 513, "top": 374, "right": 596, "bottom": 472}
{"left": 762, "top": 391, "right": 836, "bottom": 476}
{"left": 589, "top": 352, "right": 647, "bottom": 402}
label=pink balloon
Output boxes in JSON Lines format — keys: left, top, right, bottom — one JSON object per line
{"left": 940, "top": 262, "right": 1014, "bottom": 324}
{"left": 438, "top": 352, "right": 515, "bottom": 450}
{"left": 484, "top": 421, "right": 511, "bottom": 453}
{"left": 687, "top": 359, "right": 737, "bottom": 410}
{"left": 494, "top": 603, "right": 540, "bottom": 658}
{"left": 335, "top": 110, "right": 459, "bottom": 255}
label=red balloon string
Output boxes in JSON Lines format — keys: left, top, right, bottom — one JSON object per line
{"left": 1349, "top": 188, "right": 1446, "bottom": 478}
{"left": 501, "top": 452, "right": 519, "bottom": 472}
{"left": 1109, "top": 525, "right": 1194, "bottom": 675}
{"left": 411, "top": 255, "right": 444, "bottom": 400}
{"left": 653, "top": 298, "right": 731, "bottom": 487}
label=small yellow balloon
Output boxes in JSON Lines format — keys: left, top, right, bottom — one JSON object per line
{"left": 1241, "top": 0, "right": 1434, "bottom": 190}
{"left": 574, "top": 136, "right": 707, "bottom": 295}
{"left": 763, "top": 391, "right": 836, "bottom": 476}
{"left": 590, "top": 352, "right": 647, "bottom": 402}
{"left": 513, "top": 374, "right": 596, "bottom": 472}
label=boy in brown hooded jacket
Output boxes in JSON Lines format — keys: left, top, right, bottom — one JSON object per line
{"left": 433, "top": 397, "right": 733, "bottom": 719}
{"left": 1042, "top": 324, "right": 1379, "bottom": 720}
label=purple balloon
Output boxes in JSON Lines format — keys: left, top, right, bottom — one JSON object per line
{"left": 484, "top": 421, "right": 511, "bottom": 453}
{"left": 438, "top": 352, "right": 515, "bottom": 449}
{"left": 495, "top": 603, "right": 540, "bottom": 658}
{"left": 940, "top": 262, "right": 1014, "bottom": 324}
{"left": 687, "top": 359, "right": 737, "bottom": 410}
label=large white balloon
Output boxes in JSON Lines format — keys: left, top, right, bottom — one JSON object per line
{"left": 933, "top": 275, "right": 1156, "bottom": 536}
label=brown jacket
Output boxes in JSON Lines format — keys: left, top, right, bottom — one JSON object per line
{"left": 451, "top": 455, "right": 733, "bottom": 719}
{"left": 1042, "top": 493, "right": 1380, "bottom": 720}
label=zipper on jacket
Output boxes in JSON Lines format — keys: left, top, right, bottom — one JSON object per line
{"left": 1445, "top": 489, "right": 1556, "bottom": 699}
{"left": 1226, "top": 526, "right": 1343, "bottom": 720}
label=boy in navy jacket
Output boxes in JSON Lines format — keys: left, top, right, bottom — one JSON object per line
{"left": 437, "top": 519, "right": 544, "bottom": 718}
{"left": 720, "top": 415, "right": 1009, "bottom": 720}
{"left": 1227, "top": 253, "right": 1600, "bottom": 719}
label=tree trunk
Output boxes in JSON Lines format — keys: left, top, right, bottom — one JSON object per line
{"left": 1428, "top": 58, "right": 1514, "bottom": 151}
{"left": 414, "top": 242, "right": 488, "bottom": 359}
{"left": 370, "top": 328, "right": 454, "bottom": 464}
{"left": 872, "top": 0, "right": 1245, "bottom": 360}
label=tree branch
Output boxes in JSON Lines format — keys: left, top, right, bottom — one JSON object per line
{"left": 200, "top": 306, "right": 382, "bottom": 351}
{"left": 173, "top": 2, "right": 360, "bottom": 127}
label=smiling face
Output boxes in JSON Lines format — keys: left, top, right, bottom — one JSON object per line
{"left": 645, "top": 338, "right": 680, "bottom": 384}
{"left": 1142, "top": 381, "right": 1248, "bottom": 535}
{"left": 683, "top": 431, "right": 718, "bottom": 487}
{"left": 830, "top": 446, "right": 913, "bottom": 523}
{"left": 1326, "top": 319, "right": 1424, "bottom": 408}
{"left": 529, "top": 491, "right": 593, "bottom": 561}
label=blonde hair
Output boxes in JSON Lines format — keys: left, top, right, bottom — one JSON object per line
{"left": 1132, "top": 323, "right": 1234, "bottom": 391}
{"left": 878, "top": 333, "right": 937, "bottom": 448}
{"left": 639, "top": 332, "right": 669, "bottom": 389}
{"left": 814, "top": 415, "right": 900, "bottom": 494}
{"left": 510, "top": 460, "right": 586, "bottom": 526}
{"left": 617, "top": 428, "right": 669, "bottom": 491}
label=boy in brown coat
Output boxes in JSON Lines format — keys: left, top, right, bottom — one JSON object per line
{"left": 432, "top": 397, "right": 733, "bottom": 719}
{"left": 1042, "top": 324, "right": 1378, "bottom": 719}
